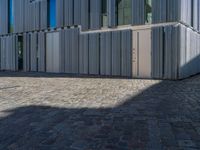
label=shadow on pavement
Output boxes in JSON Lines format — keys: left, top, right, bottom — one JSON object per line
{"left": 0, "top": 75, "right": 200, "bottom": 150}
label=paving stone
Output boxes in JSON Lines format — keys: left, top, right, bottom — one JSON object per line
{"left": 0, "top": 72, "right": 200, "bottom": 149}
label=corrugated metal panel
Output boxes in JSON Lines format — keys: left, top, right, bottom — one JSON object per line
{"left": 100, "top": 32, "right": 112, "bottom": 75}
{"left": 40, "top": 0, "right": 48, "bottom": 30}
{"left": 64, "top": 28, "right": 79, "bottom": 74}
{"left": 80, "top": 0, "right": 89, "bottom": 30}
{"left": 74, "top": 0, "right": 81, "bottom": 25}
{"left": 46, "top": 31, "right": 61, "bottom": 73}
{"left": 64, "top": 0, "right": 73, "bottom": 26}
{"left": 132, "top": 0, "right": 145, "bottom": 25}
{"left": 90, "top": 0, "right": 101, "bottom": 30}
{"left": 38, "top": 32, "right": 46, "bottom": 72}
{"left": 0, "top": 0, "right": 8, "bottom": 35}
{"left": 111, "top": 31, "right": 121, "bottom": 76}
{"left": 23, "top": 33, "right": 31, "bottom": 72}
{"left": 79, "top": 34, "right": 89, "bottom": 74}
{"left": 56, "top": 0, "right": 64, "bottom": 28}
{"left": 152, "top": 0, "right": 167, "bottom": 23}
{"left": 121, "top": 30, "right": 132, "bottom": 77}
{"left": 0, "top": 35, "right": 17, "bottom": 71}
{"left": 89, "top": 33, "right": 100, "bottom": 75}
{"left": 30, "top": 32, "right": 38, "bottom": 72}
{"left": 152, "top": 26, "right": 164, "bottom": 78}
{"left": 108, "top": 0, "right": 116, "bottom": 27}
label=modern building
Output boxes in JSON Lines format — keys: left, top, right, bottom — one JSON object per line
{"left": 0, "top": 0, "right": 200, "bottom": 79}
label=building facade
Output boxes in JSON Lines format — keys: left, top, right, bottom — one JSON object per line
{"left": 0, "top": 0, "right": 200, "bottom": 79}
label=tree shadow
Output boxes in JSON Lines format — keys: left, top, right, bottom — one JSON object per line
{"left": 0, "top": 76, "right": 200, "bottom": 150}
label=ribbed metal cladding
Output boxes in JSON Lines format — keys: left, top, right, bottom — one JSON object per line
{"left": 0, "top": 0, "right": 8, "bottom": 35}
{"left": 100, "top": 32, "right": 112, "bottom": 76}
{"left": 40, "top": 0, "right": 48, "bottom": 30}
{"left": 38, "top": 32, "right": 46, "bottom": 72}
{"left": 167, "top": 0, "right": 179, "bottom": 22}
{"left": 132, "top": 0, "right": 145, "bottom": 25}
{"left": 152, "top": 0, "right": 167, "bottom": 23}
{"left": 74, "top": 0, "right": 81, "bottom": 25}
{"left": 152, "top": 27, "right": 164, "bottom": 79}
{"left": 112, "top": 31, "right": 121, "bottom": 76}
{"left": 0, "top": 35, "right": 17, "bottom": 71}
{"left": 90, "top": 0, "right": 101, "bottom": 30}
{"left": 163, "top": 25, "right": 179, "bottom": 80}
{"left": 80, "top": 0, "right": 89, "bottom": 30}
{"left": 56, "top": 0, "right": 64, "bottom": 28}
{"left": 108, "top": 0, "right": 116, "bottom": 27}
{"left": 23, "top": 33, "right": 31, "bottom": 72}
{"left": 13, "top": 0, "right": 24, "bottom": 33}
{"left": 64, "top": 0, "right": 74, "bottom": 26}
{"left": 89, "top": 33, "right": 100, "bottom": 75}
{"left": 180, "top": 0, "right": 192, "bottom": 27}
{"left": 30, "top": 32, "right": 38, "bottom": 72}
{"left": 121, "top": 30, "right": 132, "bottom": 77}
{"left": 79, "top": 34, "right": 89, "bottom": 74}
{"left": 64, "top": 28, "right": 79, "bottom": 74}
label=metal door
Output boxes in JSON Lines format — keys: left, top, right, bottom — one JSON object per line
{"left": 132, "top": 29, "right": 152, "bottom": 78}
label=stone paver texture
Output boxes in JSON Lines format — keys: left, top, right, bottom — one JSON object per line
{"left": 0, "top": 72, "right": 200, "bottom": 150}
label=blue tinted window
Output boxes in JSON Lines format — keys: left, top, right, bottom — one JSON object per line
{"left": 49, "top": 0, "right": 56, "bottom": 28}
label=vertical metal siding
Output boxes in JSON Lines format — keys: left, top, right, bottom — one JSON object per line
{"left": 111, "top": 31, "right": 121, "bottom": 76}
{"left": 79, "top": 34, "right": 89, "bottom": 74}
{"left": 100, "top": 32, "right": 112, "bottom": 75}
{"left": 121, "top": 30, "right": 132, "bottom": 77}
{"left": 89, "top": 33, "right": 100, "bottom": 75}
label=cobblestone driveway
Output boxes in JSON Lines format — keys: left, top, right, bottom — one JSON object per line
{"left": 0, "top": 72, "right": 200, "bottom": 150}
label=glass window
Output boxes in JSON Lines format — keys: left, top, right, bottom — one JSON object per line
{"left": 145, "top": 0, "right": 152, "bottom": 24}
{"left": 116, "top": 0, "right": 131, "bottom": 25}
{"left": 48, "top": 0, "right": 56, "bottom": 28}
{"left": 101, "top": 0, "right": 108, "bottom": 27}
{"left": 9, "top": 0, "right": 14, "bottom": 33}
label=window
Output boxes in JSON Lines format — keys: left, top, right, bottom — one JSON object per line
{"left": 8, "top": 0, "right": 14, "bottom": 33}
{"left": 145, "top": 0, "right": 152, "bottom": 24}
{"left": 101, "top": 0, "right": 108, "bottom": 27}
{"left": 116, "top": 0, "right": 131, "bottom": 25}
{"left": 48, "top": 0, "right": 56, "bottom": 28}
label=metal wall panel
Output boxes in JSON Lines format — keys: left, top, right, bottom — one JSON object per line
{"left": 152, "top": 27, "right": 164, "bottom": 78}
{"left": 56, "top": 0, "right": 64, "bottom": 27}
{"left": 64, "top": 28, "right": 79, "bottom": 74}
{"left": 121, "top": 30, "right": 132, "bottom": 77}
{"left": 64, "top": 0, "right": 73, "bottom": 26}
{"left": 90, "top": 0, "right": 101, "bottom": 30}
{"left": 0, "top": 35, "right": 17, "bottom": 71}
{"left": 108, "top": 0, "right": 116, "bottom": 27}
{"left": 0, "top": 0, "right": 8, "bottom": 35}
{"left": 132, "top": 0, "right": 145, "bottom": 25}
{"left": 100, "top": 32, "right": 112, "bottom": 75}
{"left": 46, "top": 31, "right": 60, "bottom": 73}
{"left": 40, "top": 0, "right": 48, "bottom": 30}
{"left": 23, "top": 33, "right": 31, "bottom": 72}
{"left": 74, "top": 0, "right": 81, "bottom": 25}
{"left": 79, "top": 34, "right": 89, "bottom": 74}
{"left": 89, "top": 33, "right": 100, "bottom": 75}
{"left": 80, "top": 0, "right": 89, "bottom": 30}
{"left": 152, "top": 0, "right": 167, "bottom": 23}
{"left": 111, "top": 31, "right": 121, "bottom": 76}
{"left": 38, "top": 32, "right": 46, "bottom": 72}
{"left": 30, "top": 32, "right": 38, "bottom": 72}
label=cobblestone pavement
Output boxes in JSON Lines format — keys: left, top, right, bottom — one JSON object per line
{"left": 0, "top": 72, "right": 200, "bottom": 150}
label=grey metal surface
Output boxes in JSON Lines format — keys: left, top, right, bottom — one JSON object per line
{"left": 111, "top": 31, "right": 121, "bottom": 76}
{"left": 79, "top": 34, "right": 89, "bottom": 74}
{"left": 89, "top": 33, "right": 100, "bottom": 75}
{"left": 100, "top": 32, "right": 112, "bottom": 75}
